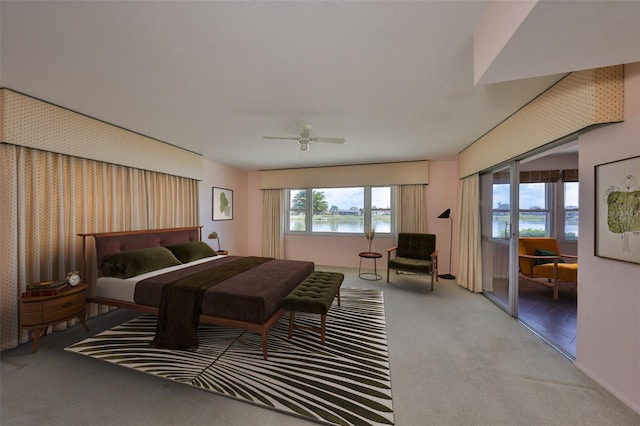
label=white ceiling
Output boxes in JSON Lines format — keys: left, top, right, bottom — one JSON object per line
{"left": 1, "top": 1, "right": 638, "bottom": 171}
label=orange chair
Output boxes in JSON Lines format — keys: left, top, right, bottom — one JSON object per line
{"left": 518, "top": 237, "right": 577, "bottom": 300}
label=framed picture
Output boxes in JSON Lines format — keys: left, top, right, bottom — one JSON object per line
{"left": 212, "top": 187, "right": 233, "bottom": 221}
{"left": 595, "top": 155, "right": 640, "bottom": 264}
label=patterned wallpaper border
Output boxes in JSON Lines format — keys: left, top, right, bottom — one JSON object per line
{"left": 0, "top": 89, "right": 203, "bottom": 180}
{"left": 459, "top": 65, "right": 624, "bottom": 178}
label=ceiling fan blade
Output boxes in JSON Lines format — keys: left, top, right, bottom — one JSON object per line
{"left": 263, "top": 136, "right": 299, "bottom": 141}
{"left": 300, "top": 124, "right": 311, "bottom": 138}
{"left": 311, "top": 137, "right": 345, "bottom": 144}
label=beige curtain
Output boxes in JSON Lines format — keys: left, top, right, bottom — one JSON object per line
{"left": 456, "top": 174, "right": 482, "bottom": 292}
{"left": 397, "top": 184, "right": 428, "bottom": 233}
{"left": 262, "top": 189, "right": 286, "bottom": 258}
{"left": 146, "top": 171, "right": 199, "bottom": 228}
{"left": 0, "top": 144, "right": 199, "bottom": 350}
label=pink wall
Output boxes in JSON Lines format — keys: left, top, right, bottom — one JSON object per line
{"left": 243, "top": 161, "right": 460, "bottom": 270}
{"left": 426, "top": 160, "right": 459, "bottom": 275}
{"left": 574, "top": 62, "right": 640, "bottom": 413}
{"left": 286, "top": 234, "right": 395, "bottom": 268}
{"left": 199, "top": 158, "right": 249, "bottom": 256}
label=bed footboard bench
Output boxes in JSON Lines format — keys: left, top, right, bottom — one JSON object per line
{"left": 281, "top": 271, "right": 344, "bottom": 344}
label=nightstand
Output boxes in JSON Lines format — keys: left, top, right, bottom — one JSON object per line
{"left": 20, "top": 283, "right": 89, "bottom": 353}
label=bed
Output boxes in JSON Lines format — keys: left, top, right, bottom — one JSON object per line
{"left": 78, "top": 227, "right": 314, "bottom": 359}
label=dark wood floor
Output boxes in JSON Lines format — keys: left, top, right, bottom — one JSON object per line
{"left": 517, "top": 280, "right": 577, "bottom": 358}
{"left": 487, "top": 278, "right": 577, "bottom": 358}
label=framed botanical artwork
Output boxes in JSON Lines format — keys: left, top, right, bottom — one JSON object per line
{"left": 595, "top": 155, "right": 640, "bottom": 264}
{"left": 212, "top": 187, "right": 233, "bottom": 221}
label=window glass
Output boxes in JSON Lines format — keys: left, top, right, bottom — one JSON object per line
{"left": 519, "top": 183, "right": 546, "bottom": 210}
{"left": 564, "top": 182, "right": 579, "bottom": 240}
{"left": 371, "top": 187, "right": 391, "bottom": 233}
{"left": 491, "top": 183, "right": 510, "bottom": 238}
{"left": 289, "top": 189, "right": 307, "bottom": 231}
{"left": 312, "top": 187, "right": 363, "bottom": 233}
{"left": 519, "top": 183, "right": 548, "bottom": 237}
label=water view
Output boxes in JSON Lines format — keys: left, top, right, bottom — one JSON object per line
{"left": 491, "top": 215, "right": 578, "bottom": 239}
{"left": 290, "top": 215, "right": 391, "bottom": 233}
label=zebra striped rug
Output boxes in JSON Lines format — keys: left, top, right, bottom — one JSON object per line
{"left": 66, "top": 288, "right": 394, "bottom": 426}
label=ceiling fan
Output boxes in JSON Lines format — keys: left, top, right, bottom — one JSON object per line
{"left": 263, "top": 124, "right": 345, "bottom": 151}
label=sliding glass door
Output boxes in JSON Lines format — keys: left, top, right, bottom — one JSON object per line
{"left": 480, "top": 162, "right": 519, "bottom": 315}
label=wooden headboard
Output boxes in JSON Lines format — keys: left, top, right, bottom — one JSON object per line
{"left": 78, "top": 227, "right": 202, "bottom": 281}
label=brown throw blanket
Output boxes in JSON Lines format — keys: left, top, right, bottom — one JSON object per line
{"left": 151, "top": 256, "right": 273, "bottom": 350}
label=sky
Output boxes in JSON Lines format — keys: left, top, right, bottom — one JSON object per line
{"left": 296, "top": 183, "right": 579, "bottom": 211}
{"left": 493, "top": 183, "right": 579, "bottom": 209}
{"left": 292, "top": 187, "right": 390, "bottom": 210}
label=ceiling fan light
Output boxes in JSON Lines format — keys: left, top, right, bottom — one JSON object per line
{"left": 264, "top": 124, "right": 343, "bottom": 153}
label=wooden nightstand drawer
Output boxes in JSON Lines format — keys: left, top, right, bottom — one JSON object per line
{"left": 21, "top": 302, "right": 44, "bottom": 327}
{"left": 42, "top": 291, "right": 86, "bottom": 323}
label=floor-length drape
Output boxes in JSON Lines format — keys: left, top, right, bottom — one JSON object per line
{"left": 0, "top": 145, "right": 20, "bottom": 351}
{"left": 0, "top": 144, "right": 198, "bottom": 350}
{"left": 456, "top": 173, "right": 482, "bottom": 292}
{"left": 397, "top": 184, "right": 428, "bottom": 233}
{"left": 261, "top": 189, "right": 286, "bottom": 259}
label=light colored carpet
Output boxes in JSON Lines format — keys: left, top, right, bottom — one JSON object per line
{"left": 65, "top": 288, "right": 393, "bottom": 426}
{"left": 2, "top": 267, "right": 639, "bottom": 425}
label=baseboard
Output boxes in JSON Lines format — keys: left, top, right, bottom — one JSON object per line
{"left": 573, "top": 360, "right": 640, "bottom": 416}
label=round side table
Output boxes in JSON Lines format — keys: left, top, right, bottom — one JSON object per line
{"left": 359, "top": 251, "right": 383, "bottom": 280}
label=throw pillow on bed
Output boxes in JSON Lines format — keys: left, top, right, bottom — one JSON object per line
{"left": 165, "top": 241, "right": 217, "bottom": 263}
{"left": 534, "top": 249, "right": 565, "bottom": 265}
{"left": 102, "top": 247, "right": 182, "bottom": 278}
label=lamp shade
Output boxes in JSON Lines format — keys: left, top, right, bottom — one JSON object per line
{"left": 438, "top": 208, "right": 451, "bottom": 219}
{"left": 207, "top": 231, "right": 221, "bottom": 251}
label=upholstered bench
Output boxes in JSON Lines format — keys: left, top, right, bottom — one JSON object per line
{"left": 281, "top": 271, "right": 344, "bottom": 344}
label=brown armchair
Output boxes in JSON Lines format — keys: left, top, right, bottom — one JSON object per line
{"left": 387, "top": 233, "right": 439, "bottom": 291}
{"left": 518, "top": 237, "right": 577, "bottom": 300}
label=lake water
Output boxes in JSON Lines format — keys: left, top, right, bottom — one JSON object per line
{"left": 296, "top": 218, "right": 577, "bottom": 237}
{"left": 492, "top": 220, "right": 578, "bottom": 238}
{"left": 290, "top": 217, "right": 391, "bottom": 233}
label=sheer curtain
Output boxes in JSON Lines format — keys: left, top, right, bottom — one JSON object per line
{"left": 456, "top": 173, "right": 482, "bottom": 292}
{"left": 262, "top": 189, "right": 286, "bottom": 258}
{"left": 0, "top": 144, "right": 198, "bottom": 350}
{"left": 397, "top": 184, "right": 428, "bottom": 233}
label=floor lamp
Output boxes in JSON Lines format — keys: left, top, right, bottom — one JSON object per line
{"left": 437, "top": 208, "right": 456, "bottom": 280}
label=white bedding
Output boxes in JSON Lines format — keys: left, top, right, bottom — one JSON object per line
{"left": 95, "top": 255, "right": 226, "bottom": 302}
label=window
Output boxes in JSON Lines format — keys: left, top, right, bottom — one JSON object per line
{"left": 491, "top": 182, "right": 551, "bottom": 238}
{"left": 563, "top": 182, "right": 579, "bottom": 240}
{"left": 287, "top": 186, "right": 393, "bottom": 234}
{"left": 519, "top": 183, "right": 550, "bottom": 237}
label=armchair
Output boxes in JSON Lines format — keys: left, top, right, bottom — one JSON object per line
{"left": 518, "top": 237, "right": 577, "bottom": 300}
{"left": 387, "top": 233, "right": 439, "bottom": 291}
